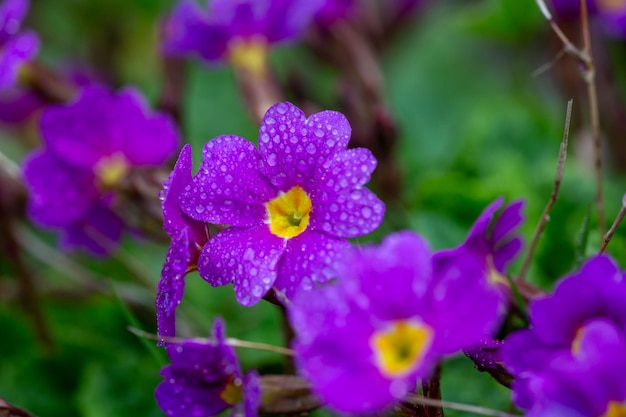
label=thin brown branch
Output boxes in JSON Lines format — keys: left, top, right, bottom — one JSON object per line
{"left": 421, "top": 364, "right": 444, "bottom": 417}
{"left": 534, "top": 0, "right": 605, "bottom": 235}
{"left": 599, "top": 193, "right": 626, "bottom": 253}
{"left": 403, "top": 395, "right": 518, "bottom": 417}
{"left": 519, "top": 99, "right": 572, "bottom": 281}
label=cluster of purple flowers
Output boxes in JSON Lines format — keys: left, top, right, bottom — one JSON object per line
{"left": 154, "top": 97, "right": 527, "bottom": 414}
{"left": 0, "top": 0, "right": 38, "bottom": 93}
{"left": 23, "top": 86, "right": 180, "bottom": 254}
{"left": 502, "top": 255, "right": 626, "bottom": 416}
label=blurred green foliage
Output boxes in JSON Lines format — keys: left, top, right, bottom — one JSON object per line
{"left": 3, "top": 0, "right": 626, "bottom": 416}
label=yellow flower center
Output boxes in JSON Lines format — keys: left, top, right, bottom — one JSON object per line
{"left": 94, "top": 153, "right": 129, "bottom": 189}
{"left": 228, "top": 36, "right": 267, "bottom": 79}
{"left": 571, "top": 326, "right": 587, "bottom": 355}
{"left": 598, "top": 0, "right": 626, "bottom": 12}
{"left": 220, "top": 376, "right": 243, "bottom": 405}
{"left": 486, "top": 256, "right": 508, "bottom": 286}
{"left": 603, "top": 401, "right": 626, "bottom": 417}
{"left": 265, "top": 186, "right": 312, "bottom": 239}
{"left": 371, "top": 320, "right": 433, "bottom": 377}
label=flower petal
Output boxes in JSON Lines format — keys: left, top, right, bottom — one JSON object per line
{"left": 180, "top": 135, "right": 276, "bottom": 227}
{"left": 22, "top": 149, "right": 96, "bottom": 227}
{"left": 197, "top": 225, "right": 285, "bottom": 306}
{"left": 274, "top": 230, "right": 350, "bottom": 300}
{"left": 257, "top": 102, "right": 351, "bottom": 192}
{"left": 58, "top": 202, "right": 125, "bottom": 255}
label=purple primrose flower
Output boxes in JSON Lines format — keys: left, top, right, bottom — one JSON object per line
{"left": 179, "top": 101, "right": 384, "bottom": 306}
{"left": 434, "top": 198, "right": 524, "bottom": 308}
{"left": 289, "top": 231, "right": 503, "bottom": 413}
{"left": 511, "top": 320, "right": 626, "bottom": 417}
{"left": 157, "top": 144, "right": 210, "bottom": 344}
{"left": 156, "top": 318, "right": 260, "bottom": 417}
{"left": 0, "top": 0, "right": 38, "bottom": 92}
{"left": 22, "top": 86, "right": 180, "bottom": 254}
{"left": 502, "top": 255, "right": 626, "bottom": 414}
{"left": 162, "top": 0, "right": 322, "bottom": 73}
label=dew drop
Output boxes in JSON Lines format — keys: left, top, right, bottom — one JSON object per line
{"left": 306, "top": 143, "right": 317, "bottom": 154}
{"left": 267, "top": 153, "right": 277, "bottom": 166}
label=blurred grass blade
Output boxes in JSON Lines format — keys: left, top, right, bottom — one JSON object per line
{"left": 574, "top": 205, "right": 591, "bottom": 268}
{"left": 110, "top": 282, "right": 166, "bottom": 367}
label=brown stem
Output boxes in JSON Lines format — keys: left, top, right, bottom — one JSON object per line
{"left": 158, "top": 57, "right": 187, "bottom": 127}
{"left": 421, "top": 364, "right": 444, "bottom": 417}
{"left": 599, "top": 194, "right": 626, "bottom": 253}
{"left": 518, "top": 100, "right": 572, "bottom": 281}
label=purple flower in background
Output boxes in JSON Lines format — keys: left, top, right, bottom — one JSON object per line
{"left": 0, "top": 0, "right": 38, "bottom": 92}
{"left": 157, "top": 144, "right": 209, "bottom": 343}
{"left": 22, "top": 86, "right": 180, "bottom": 255}
{"left": 179, "top": 101, "right": 384, "bottom": 306}
{"left": 509, "top": 321, "right": 626, "bottom": 417}
{"left": 156, "top": 318, "right": 260, "bottom": 417}
{"left": 502, "top": 255, "right": 626, "bottom": 413}
{"left": 162, "top": 0, "right": 322, "bottom": 73}
{"left": 549, "top": 0, "right": 598, "bottom": 19}
{"left": 289, "top": 231, "right": 502, "bottom": 413}
{"left": 314, "top": 0, "right": 355, "bottom": 28}
{"left": 434, "top": 198, "right": 524, "bottom": 306}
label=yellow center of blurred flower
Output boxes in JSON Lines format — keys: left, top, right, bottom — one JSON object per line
{"left": 371, "top": 320, "right": 433, "bottom": 377}
{"left": 571, "top": 326, "right": 586, "bottom": 355}
{"left": 603, "top": 401, "right": 626, "bottom": 417}
{"left": 598, "top": 0, "right": 626, "bottom": 12}
{"left": 94, "top": 153, "right": 129, "bottom": 189}
{"left": 266, "top": 186, "right": 312, "bottom": 239}
{"left": 228, "top": 36, "right": 268, "bottom": 79}
{"left": 487, "top": 256, "right": 508, "bottom": 286}
{"left": 220, "top": 376, "right": 243, "bottom": 405}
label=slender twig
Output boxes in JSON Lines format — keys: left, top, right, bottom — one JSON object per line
{"left": 580, "top": 0, "right": 605, "bottom": 235}
{"left": 532, "top": 48, "right": 566, "bottom": 78}
{"left": 404, "top": 395, "right": 519, "bottom": 417}
{"left": 518, "top": 100, "right": 573, "bottom": 281}
{"left": 599, "top": 193, "right": 626, "bottom": 253}
{"left": 128, "top": 326, "right": 295, "bottom": 356}
{"left": 534, "top": 0, "right": 605, "bottom": 235}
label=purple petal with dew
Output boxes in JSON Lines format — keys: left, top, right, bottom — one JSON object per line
{"left": 313, "top": 147, "right": 377, "bottom": 201}
{"left": 312, "top": 187, "right": 384, "bottom": 238}
{"left": 530, "top": 255, "right": 626, "bottom": 346}
{"left": 41, "top": 86, "right": 120, "bottom": 169}
{"left": 274, "top": 230, "right": 350, "bottom": 300}
{"left": 22, "top": 149, "right": 96, "bottom": 227}
{"left": 427, "top": 250, "right": 503, "bottom": 355}
{"left": 180, "top": 135, "right": 276, "bottom": 227}
{"left": 197, "top": 225, "right": 285, "bottom": 306}
{"left": 157, "top": 228, "right": 193, "bottom": 344}
{"left": 114, "top": 87, "right": 180, "bottom": 166}
{"left": 161, "top": 144, "right": 208, "bottom": 246}
{"left": 156, "top": 329, "right": 240, "bottom": 417}
{"left": 162, "top": 0, "right": 230, "bottom": 62}
{"left": 500, "top": 329, "right": 562, "bottom": 376}
{"left": 0, "top": 29, "right": 38, "bottom": 92}
{"left": 59, "top": 201, "right": 125, "bottom": 256}
{"left": 491, "top": 200, "right": 524, "bottom": 245}
{"left": 258, "top": 102, "right": 351, "bottom": 192}
{"left": 342, "top": 231, "right": 433, "bottom": 321}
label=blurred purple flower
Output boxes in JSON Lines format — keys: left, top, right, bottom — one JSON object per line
{"left": 510, "top": 320, "right": 626, "bottom": 417}
{"left": 501, "top": 254, "right": 626, "bottom": 413}
{"left": 157, "top": 144, "right": 209, "bottom": 344}
{"left": 179, "top": 101, "right": 384, "bottom": 306}
{"left": 0, "top": 0, "right": 38, "bottom": 92}
{"left": 434, "top": 198, "right": 524, "bottom": 310}
{"left": 162, "top": 0, "right": 322, "bottom": 68}
{"left": 313, "top": 0, "right": 355, "bottom": 27}
{"left": 155, "top": 318, "right": 260, "bottom": 417}
{"left": 22, "top": 86, "right": 180, "bottom": 255}
{"left": 289, "top": 231, "right": 503, "bottom": 413}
